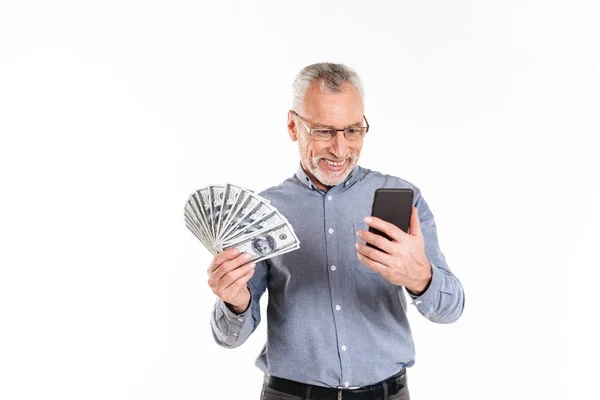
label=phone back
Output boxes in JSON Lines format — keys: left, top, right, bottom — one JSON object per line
{"left": 368, "top": 188, "right": 414, "bottom": 246}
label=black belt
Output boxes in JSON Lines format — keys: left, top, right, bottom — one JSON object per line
{"left": 264, "top": 368, "right": 406, "bottom": 400}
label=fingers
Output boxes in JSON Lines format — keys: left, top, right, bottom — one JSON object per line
{"left": 208, "top": 248, "right": 241, "bottom": 274}
{"left": 355, "top": 241, "right": 393, "bottom": 267}
{"left": 217, "top": 262, "right": 256, "bottom": 292}
{"left": 210, "top": 252, "right": 253, "bottom": 282}
{"left": 364, "top": 216, "right": 405, "bottom": 242}
{"left": 356, "top": 251, "right": 388, "bottom": 275}
{"left": 408, "top": 207, "right": 422, "bottom": 237}
{"left": 356, "top": 229, "right": 394, "bottom": 254}
{"left": 207, "top": 249, "right": 257, "bottom": 305}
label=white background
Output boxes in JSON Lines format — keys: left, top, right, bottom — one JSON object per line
{"left": 0, "top": 1, "right": 598, "bottom": 399}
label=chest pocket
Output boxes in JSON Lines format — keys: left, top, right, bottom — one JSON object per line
{"left": 352, "top": 221, "right": 380, "bottom": 275}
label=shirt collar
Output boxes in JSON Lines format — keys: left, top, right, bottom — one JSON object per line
{"left": 295, "top": 163, "right": 361, "bottom": 193}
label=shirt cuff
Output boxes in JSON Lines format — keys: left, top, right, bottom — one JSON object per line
{"left": 407, "top": 261, "right": 442, "bottom": 309}
{"left": 217, "top": 287, "right": 254, "bottom": 336}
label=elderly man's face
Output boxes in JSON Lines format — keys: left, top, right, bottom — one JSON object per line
{"left": 288, "top": 82, "right": 364, "bottom": 190}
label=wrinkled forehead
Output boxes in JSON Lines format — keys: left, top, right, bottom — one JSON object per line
{"left": 302, "top": 81, "right": 364, "bottom": 127}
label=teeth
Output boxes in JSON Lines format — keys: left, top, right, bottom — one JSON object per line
{"left": 323, "top": 159, "right": 345, "bottom": 167}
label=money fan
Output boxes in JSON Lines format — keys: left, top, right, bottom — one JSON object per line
{"left": 184, "top": 183, "right": 300, "bottom": 263}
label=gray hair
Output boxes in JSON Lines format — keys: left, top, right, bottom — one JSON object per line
{"left": 291, "top": 63, "right": 365, "bottom": 114}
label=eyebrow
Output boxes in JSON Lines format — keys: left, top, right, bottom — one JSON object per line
{"left": 312, "top": 120, "right": 363, "bottom": 129}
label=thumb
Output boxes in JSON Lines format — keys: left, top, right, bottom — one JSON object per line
{"left": 408, "top": 207, "right": 423, "bottom": 237}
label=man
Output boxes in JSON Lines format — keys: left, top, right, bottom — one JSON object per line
{"left": 207, "top": 63, "right": 465, "bottom": 400}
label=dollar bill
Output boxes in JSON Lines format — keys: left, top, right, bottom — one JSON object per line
{"left": 184, "top": 206, "right": 214, "bottom": 249}
{"left": 220, "top": 210, "right": 289, "bottom": 247}
{"left": 185, "top": 217, "right": 217, "bottom": 255}
{"left": 219, "top": 189, "right": 248, "bottom": 241}
{"left": 222, "top": 222, "right": 300, "bottom": 263}
{"left": 184, "top": 184, "right": 300, "bottom": 262}
{"left": 216, "top": 183, "right": 242, "bottom": 239}
{"left": 219, "top": 192, "right": 274, "bottom": 241}
{"left": 195, "top": 188, "right": 214, "bottom": 239}
{"left": 185, "top": 199, "right": 211, "bottom": 244}
{"left": 218, "top": 190, "right": 252, "bottom": 240}
{"left": 208, "top": 185, "right": 225, "bottom": 239}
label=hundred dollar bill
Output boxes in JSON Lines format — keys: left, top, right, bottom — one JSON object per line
{"left": 218, "top": 191, "right": 246, "bottom": 241}
{"left": 221, "top": 190, "right": 249, "bottom": 232}
{"left": 219, "top": 193, "right": 275, "bottom": 241}
{"left": 222, "top": 222, "right": 300, "bottom": 263}
{"left": 184, "top": 206, "right": 214, "bottom": 250}
{"left": 208, "top": 184, "right": 225, "bottom": 239}
{"left": 185, "top": 199, "right": 212, "bottom": 245}
{"left": 219, "top": 190, "right": 255, "bottom": 239}
{"left": 194, "top": 188, "right": 214, "bottom": 239}
{"left": 185, "top": 217, "right": 217, "bottom": 256}
{"left": 184, "top": 184, "right": 299, "bottom": 259}
{"left": 220, "top": 209, "right": 288, "bottom": 247}
{"left": 216, "top": 183, "right": 242, "bottom": 240}
{"left": 190, "top": 192, "right": 216, "bottom": 248}
{"left": 225, "top": 189, "right": 270, "bottom": 225}
{"left": 184, "top": 207, "right": 214, "bottom": 251}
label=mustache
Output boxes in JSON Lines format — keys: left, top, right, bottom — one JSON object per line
{"left": 312, "top": 152, "right": 358, "bottom": 163}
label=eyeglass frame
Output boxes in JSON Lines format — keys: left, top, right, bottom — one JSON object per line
{"left": 291, "top": 110, "right": 370, "bottom": 141}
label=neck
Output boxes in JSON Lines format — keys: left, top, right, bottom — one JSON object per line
{"left": 301, "top": 162, "right": 331, "bottom": 192}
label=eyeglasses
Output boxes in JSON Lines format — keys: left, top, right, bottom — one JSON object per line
{"left": 292, "top": 110, "right": 369, "bottom": 141}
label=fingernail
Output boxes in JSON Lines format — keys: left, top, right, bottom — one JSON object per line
{"left": 243, "top": 253, "right": 252, "bottom": 260}
{"left": 355, "top": 242, "right": 359, "bottom": 249}
{"left": 231, "top": 248, "right": 240, "bottom": 255}
{"left": 248, "top": 262, "right": 256, "bottom": 268}
{"left": 364, "top": 217, "right": 372, "bottom": 223}
{"left": 356, "top": 231, "right": 361, "bottom": 237}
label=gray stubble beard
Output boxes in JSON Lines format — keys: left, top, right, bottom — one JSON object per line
{"left": 297, "top": 142, "right": 358, "bottom": 187}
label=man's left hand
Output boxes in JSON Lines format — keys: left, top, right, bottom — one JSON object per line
{"left": 356, "top": 207, "right": 432, "bottom": 296}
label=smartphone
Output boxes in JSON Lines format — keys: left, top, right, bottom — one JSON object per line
{"left": 367, "top": 188, "right": 414, "bottom": 250}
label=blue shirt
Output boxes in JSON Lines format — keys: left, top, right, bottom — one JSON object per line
{"left": 210, "top": 164, "right": 465, "bottom": 388}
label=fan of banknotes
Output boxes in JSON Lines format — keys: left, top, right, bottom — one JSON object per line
{"left": 184, "top": 183, "right": 301, "bottom": 262}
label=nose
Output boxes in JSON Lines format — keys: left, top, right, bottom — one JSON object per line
{"left": 329, "top": 131, "right": 350, "bottom": 159}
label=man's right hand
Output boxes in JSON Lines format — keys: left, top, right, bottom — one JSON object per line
{"left": 207, "top": 248, "right": 256, "bottom": 314}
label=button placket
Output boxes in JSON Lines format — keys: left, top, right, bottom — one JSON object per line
{"left": 324, "top": 190, "right": 353, "bottom": 386}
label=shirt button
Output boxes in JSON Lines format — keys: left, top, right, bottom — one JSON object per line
{"left": 330, "top": 265, "right": 337, "bottom": 271}
{"left": 335, "top": 305, "right": 341, "bottom": 311}
{"left": 415, "top": 300, "right": 422, "bottom": 305}
{"left": 327, "top": 195, "right": 333, "bottom": 201}
{"left": 233, "top": 333, "right": 239, "bottom": 337}
{"left": 237, "top": 318, "right": 244, "bottom": 321}
{"left": 328, "top": 228, "right": 334, "bottom": 234}
{"left": 341, "top": 345, "right": 347, "bottom": 351}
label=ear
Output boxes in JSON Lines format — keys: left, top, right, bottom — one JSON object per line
{"left": 287, "top": 110, "right": 298, "bottom": 142}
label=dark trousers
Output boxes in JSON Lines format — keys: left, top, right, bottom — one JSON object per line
{"left": 260, "top": 381, "right": 411, "bottom": 400}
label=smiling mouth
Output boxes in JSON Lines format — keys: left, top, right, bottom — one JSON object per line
{"left": 322, "top": 159, "right": 346, "bottom": 167}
